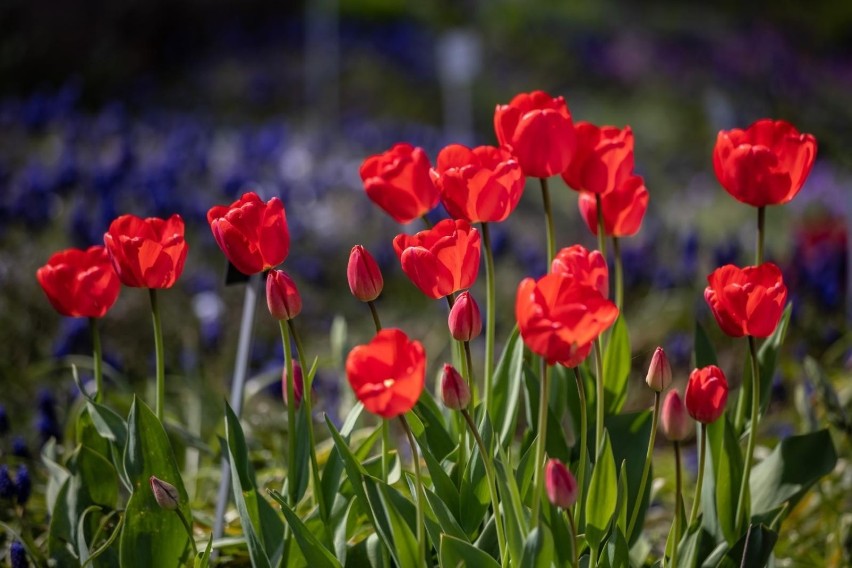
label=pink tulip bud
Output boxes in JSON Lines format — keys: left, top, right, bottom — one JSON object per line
{"left": 282, "top": 361, "right": 304, "bottom": 409}
{"left": 149, "top": 476, "right": 180, "bottom": 510}
{"left": 645, "top": 347, "right": 672, "bottom": 392}
{"left": 448, "top": 291, "right": 482, "bottom": 342}
{"left": 266, "top": 269, "right": 302, "bottom": 320}
{"left": 440, "top": 364, "right": 471, "bottom": 410}
{"left": 347, "top": 245, "right": 384, "bottom": 302}
{"left": 661, "top": 390, "right": 691, "bottom": 442}
{"left": 545, "top": 458, "right": 578, "bottom": 509}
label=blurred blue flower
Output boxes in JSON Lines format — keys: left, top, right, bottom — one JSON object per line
{"left": 51, "top": 318, "right": 90, "bottom": 359}
{"left": 0, "top": 465, "right": 13, "bottom": 499}
{"left": 15, "top": 466, "right": 31, "bottom": 505}
{"left": 10, "top": 540, "right": 27, "bottom": 568}
{"left": 11, "top": 437, "right": 29, "bottom": 459}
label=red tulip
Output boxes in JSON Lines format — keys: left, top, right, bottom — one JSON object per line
{"left": 345, "top": 328, "right": 426, "bottom": 418}
{"left": 685, "top": 365, "right": 729, "bottom": 424}
{"left": 578, "top": 175, "right": 649, "bottom": 237}
{"left": 359, "top": 143, "right": 440, "bottom": 224}
{"left": 645, "top": 347, "right": 672, "bottom": 392}
{"left": 36, "top": 246, "right": 120, "bottom": 318}
{"left": 713, "top": 119, "right": 817, "bottom": 207}
{"left": 207, "top": 192, "right": 289, "bottom": 276}
{"left": 704, "top": 263, "right": 787, "bottom": 338}
{"left": 440, "top": 363, "right": 470, "bottom": 411}
{"left": 432, "top": 144, "right": 525, "bottom": 223}
{"left": 282, "top": 361, "right": 304, "bottom": 409}
{"left": 661, "top": 390, "right": 691, "bottom": 442}
{"left": 494, "top": 90, "right": 576, "bottom": 178}
{"left": 562, "top": 122, "right": 634, "bottom": 195}
{"left": 448, "top": 291, "right": 482, "bottom": 342}
{"left": 347, "top": 245, "right": 384, "bottom": 302}
{"left": 104, "top": 214, "right": 188, "bottom": 289}
{"left": 545, "top": 459, "right": 578, "bottom": 509}
{"left": 551, "top": 244, "right": 609, "bottom": 298}
{"left": 516, "top": 273, "right": 618, "bottom": 367}
{"left": 266, "top": 270, "right": 302, "bottom": 321}
{"left": 393, "top": 219, "right": 481, "bottom": 299}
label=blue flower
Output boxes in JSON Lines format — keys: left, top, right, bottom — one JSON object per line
{"left": 10, "top": 540, "right": 27, "bottom": 568}
{"left": 0, "top": 465, "right": 14, "bottom": 499}
{"left": 15, "top": 466, "right": 31, "bottom": 505}
{"left": 11, "top": 436, "right": 29, "bottom": 459}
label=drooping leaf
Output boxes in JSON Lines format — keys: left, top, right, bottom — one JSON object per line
{"left": 439, "top": 534, "right": 501, "bottom": 568}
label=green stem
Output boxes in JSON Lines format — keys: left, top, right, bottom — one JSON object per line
{"left": 531, "top": 359, "right": 551, "bottom": 528}
{"left": 596, "top": 193, "right": 607, "bottom": 259}
{"left": 399, "top": 415, "right": 427, "bottom": 567}
{"left": 540, "top": 177, "right": 556, "bottom": 266}
{"left": 613, "top": 236, "right": 623, "bottom": 310}
{"left": 462, "top": 341, "right": 477, "bottom": 410}
{"left": 756, "top": 206, "right": 765, "bottom": 265}
{"left": 149, "top": 289, "right": 166, "bottom": 422}
{"left": 462, "top": 409, "right": 506, "bottom": 564}
{"left": 593, "top": 338, "right": 605, "bottom": 459}
{"left": 175, "top": 508, "right": 199, "bottom": 558}
{"left": 279, "top": 321, "right": 298, "bottom": 506}
{"left": 287, "top": 320, "right": 328, "bottom": 523}
{"left": 672, "top": 441, "right": 683, "bottom": 567}
{"left": 90, "top": 318, "right": 103, "bottom": 403}
{"left": 735, "top": 335, "right": 760, "bottom": 534}
{"left": 688, "top": 424, "right": 707, "bottom": 526}
{"left": 572, "top": 367, "right": 588, "bottom": 522}
{"left": 480, "top": 222, "right": 497, "bottom": 414}
{"left": 367, "top": 299, "right": 391, "bottom": 485}
{"left": 627, "top": 391, "right": 660, "bottom": 539}
{"left": 566, "top": 509, "right": 579, "bottom": 568}
{"left": 368, "top": 300, "right": 382, "bottom": 332}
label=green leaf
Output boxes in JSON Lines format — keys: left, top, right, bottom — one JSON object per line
{"left": 693, "top": 321, "right": 718, "bottom": 368}
{"left": 523, "top": 369, "right": 572, "bottom": 463}
{"left": 740, "top": 304, "right": 792, "bottom": 420}
{"left": 490, "top": 327, "right": 525, "bottom": 448}
{"left": 585, "top": 431, "right": 617, "bottom": 551}
{"left": 439, "top": 534, "right": 501, "bottom": 568}
{"left": 603, "top": 316, "right": 631, "bottom": 413}
{"left": 287, "top": 405, "right": 311, "bottom": 503}
{"left": 520, "top": 525, "right": 555, "bottom": 568}
{"left": 605, "top": 411, "right": 653, "bottom": 545}
{"left": 419, "top": 438, "right": 461, "bottom": 522}
{"left": 603, "top": 528, "right": 630, "bottom": 568}
{"left": 705, "top": 416, "right": 744, "bottom": 545}
{"left": 459, "top": 415, "right": 492, "bottom": 536}
{"left": 268, "top": 490, "right": 342, "bottom": 568}
{"left": 194, "top": 534, "right": 214, "bottom": 568}
{"left": 120, "top": 398, "right": 191, "bottom": 568}
{"left": 675, "top": 524, "right": 714, "bottom": 568}
{"left": 321, "top": 404, "right": 364, "bottom": 515}
{"left": 362, "top": 475, "right": 420, "bottom": 568}
{"left": 614, "top": 460, "right": 628, "bottom": 537}
{"left": 494, "top": 444, "right": 528, "bottom": 566}
{"left": 413, "top": 391, "right": 456, "bottom": 462}
{"left": 715, "top": 524, "right": 778, "bottom": 568}
{"left": 423, "top": 487, "right": 468, "bottom": 542}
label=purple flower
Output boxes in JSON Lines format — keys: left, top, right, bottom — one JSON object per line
{"left": 15, "top": 466, "right": 31, "bottom": 505}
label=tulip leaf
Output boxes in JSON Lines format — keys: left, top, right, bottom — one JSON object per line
{"left": 494, "top": 443, "right": 528, "bottom": 566}
{"left": 585, "top": 430, "right": 617, "bottom": 551}
{"left": 193, "top": 534, "right": 213, "bottom": 568}
{"left": 523, "top": 368, "right": 572, "bottom": 463}
{"left": 603, "top": 315, "right": 631, "bottom": 413}
{"left": 714, "top": 524, "right": 778, "bottom": 568}
{"left": 520, "top": 525, "right": 555, "bottom": 568}
{"left": 603, "top": 528, "right": 630, "bottom": 568}
{"left": 362, "top": 475, "right": 420, "bottom": 568}
{"left": 604, "top": 411, "right": 652, "bottom": 545}
{"left": 413, "top": 391, "right": 456, "bottom": 462}
{"left": 459, "top": 414, "right": 492, "bottom": 536}
{"left": 740, "top": 304, "right": 792, "bottom": 425}
{"left": 321, "top": 402, "right": 363, "bottom": 511}
{"left": 420, "top": 440, "right": 460, "bottom": 520}
{"left": 490, "top": 326, "right": 525, "bottom": 448}
{"left": 439, "top": 534, "right": 501, "bottom": 568}
{"left": 704, "top": 415, "right": 744, "bottom": 545}
{"left": 120, "top": 398, "right": 191, "bottom": 568}
{"left": 693, "top": 321, "right": 718, "bottom": 368}
{"left": 614, "top": 460, "right": 629, "bottom": 537}
{"left": 267, "top": 489, "right": 342, "bottom": 568}
{"left": 423, "top": 487, "right": 468, "bottom": 543}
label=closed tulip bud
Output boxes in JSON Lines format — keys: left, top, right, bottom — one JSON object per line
{"left": 685, "top": 365, "right": 729, "bottom": 424}
{"left": 661, "top": 390, "right": 691, "bottom": 442}
{"left": 545, "top": 458, "right": 578, "bottom": 509}
{"left": 149, "top": 476, "right": 180, "bottom": 510}
{"left": 448, "top": 291, "right": 482, "bottom": 342}
{"left": 282, "top": 361, "right": 304, "bottom": 409}
{"left": 440, "top": 364, "right": 470, "bottom": 410}
{"left": 347, "top": 245, "right": 383, "bottom": 302}
{"left": 266, "top": 270, "right": 302, "bottom": 320}
{"left": 645, "top": 347, "right": 672, "bottom": 392}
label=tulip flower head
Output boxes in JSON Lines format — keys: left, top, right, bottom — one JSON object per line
{"left": 149, "top": 476, "right": 180, "bottom": 510}
{"left": 545, "top": 458, "right": 578, "bottom": 509}
{"left": 713, "top": 119, "right": 817, "bottom": 207}
{"left": 36, "top": 246, "right": 120, "bottom": 318}
{"left": 440, "top": 364, "right": 470, "bottom": 411}
{"left": 347, "top": 245, "right": 383, "bottom": 302}
{"left": 266, "top": 270, "right": 302, "bottom": 321}
{"left": 685, "top": 365, "right": 729, "bottom": 424}
{"left": 551, "top": 244, "right": 609, "bottom": 298}
{"left": 645, "top": 347, "right": 672, "bottom": 392}
{"left": 393, "top": 219, "right": 481, "bottom": 299}
{"left": 704, "top": 263, "right": 787, "bottom": 338}
{"left": 359, "top": 143, "right": 440, "bottom": 224}
{"left": 661, "top": 390, "right": 691, "bottom": 442}
{"left": 104, "top": 214, "right": 188, "bottom": 289}
{"left": 578, "top": 175, "right": 649, "bottom": 237}
{"left": 494, "top": 90, "right": 577, "bottom": 178}
{"left": 207, "top": 192, "right": 290, "bottom": 276}
{"left": 448, "top": 291, "right": 482, "bottom": 342}
{"left": 432, "top": 144, "right": 525, "bottom": 223}
{"left": 345, "top": 329, "right": 426, "bottom": 419}
{"left": 562, "top": 122, "right": 634, "bottom": 195}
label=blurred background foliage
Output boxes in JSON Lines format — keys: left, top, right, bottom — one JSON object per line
{"left": 0, "top": 0, "right": 849, "bottom": 565}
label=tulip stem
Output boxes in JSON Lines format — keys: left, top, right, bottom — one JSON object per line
{"left": 539, "top": 177, "right": 556, "bottom": 267}
{"left": 566, "top": 509, "right": 579, "bottom": 568}
{"left": 399, "top": 414, "right": 427, "bottom": 567}
{"left": 572, "top": 367, "right": 588, "bottom": 523}
{"left": 688, "top": 424, "right": 707, "bottom": 527}
{"left": 367, "top": 301, "right": 390, "bottom": 484}
{"left": 368, "top": 300, "right": 382, "bottom": 333}
{"left": 149, "top": 289, "right": 166, "bottom": 422}
{"left": 612, "top": 236, "right": 623, "bottom": 310}
{"left": 735, "top": 335, "right": 760, "bottom": 534}
{"left": 756, "top": 206, "right": 765, "bottom": 265}
{"left": 287, "top": 319, "right": 328, "bottom": 523}
{"left": 462, "top": 408, "right": 506, "bottom": 564}
{"left": 593, "top": 338, "right": 605, "bottom": 459}
{"left": 175, "top": 508, "right": 199, "bottom": 558}
{"left": 462, "top": 341, "right": 477, "bottom": 410}
{"left": 89, "top": 318, "right": 103, "bottom": 403}
{"left": 446, "top": 293, "right": 468, "bottom": 475}
{"left": 279, "top": 321, "right": 298, "bottom": 507}
{"left": 596, "top": 193, "right": 607, "bottom": 259}
{"left": 531, "top": 359, "right": 551, "bottom": 529}
{"left": 671, "top": 441, "right": 683, "bottom": 567}
{"left": 480, "top": 222, "right": 497, "bottom": 416}
{"left": 627, "top": 390, "right": 660, "bottom": 539}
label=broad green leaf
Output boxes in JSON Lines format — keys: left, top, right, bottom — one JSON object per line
{"left": 41, "top": 439, "right": 70, "bottom": 517}
{"left": 459, "top": 414, "right": 492, "bottom": 536}
{"left": 585, "top": 431, "right": 617, "bottom": 551}
{"left": 604, "top": 528, "right": 630, "bottom": 568}
{"left": 615, "top": 460, "right": 628, "bottom": 537}
{"left": 321, "top": 404, "right": 364, "bottom": 514}
{"left": 523, "top": 370, "right": 572, "bottom": 463}
{"left": 605, "top": 411, "right": 652, "bottom": 545}
{"left": 194, "top": 534, "right": 214, "bottom": 568}
{"left": 715, "top": 524, "right": 778, "bottom": 568}
{"left": 495, "top": 444, "right": 528, "bottom": 566}
{"left": 413, "top": 391, "right": 456, "bottom": 461}
{"left": 693, "top": 321, "right": 718, "bottom": 368}
{"left": 423, "top": 487, "right": 468, "bottom": 542}
{"left": 675, "top": 524, "right": 714, "bottom": 568}
{"left": 285, "top": 405, "right": 311, "bottom": 503}
{"left": 268, "top": 490, "right": 342, "bottom": 568}
{"left": 120, "top": 398, "right": 191, "bottom": 568}
{"left": 705, "top": 416, "right": 744, "bottom": 545}
{"left": 520, "top": 526, "right": 555, "bottom": 568}
{"left": 362, "top": 475, "right": 420, "bottom": 568}
{"left": 490, "top": 327, "right": 525, "bottom": 448}
{"left": 740, "top": 304, "right": 792, "bottom": 421}
{"left": 439, "top": 534, "right": 501, "bottom": 568}
{"left": 603, "top": 316, "right": 631, "bottom": 413}
{"left": 419, "top": 440, "right": 460, "bottom": 520}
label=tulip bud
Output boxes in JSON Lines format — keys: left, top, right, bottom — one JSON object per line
{"left": 661, "top": 390, "right": 691, "bottom": 442}
{"left": 685, "top": 365, "right": 729, "bottom": 424}
{"left": 282, "top": 361, "right": 304, "bottom": 409}
{"left": 149, "top": 476, "right": 180, "bottom": 510}
{"left": 266, "top": 270, "right": 302, "bottom": 320}
{"left": 645, "top": 347, "right": 672, "bottom": 392}
{"left": 440, "top": 364, "right": 471, "bottom": 410}
{"left": 545, "top": 458, "right": 578, "bottom": 509}
{"left": 347, "top": 245, "right": 384, "bottom": 302}
{"left": 448, "top": 291, "right": 482, "bottom": 342}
